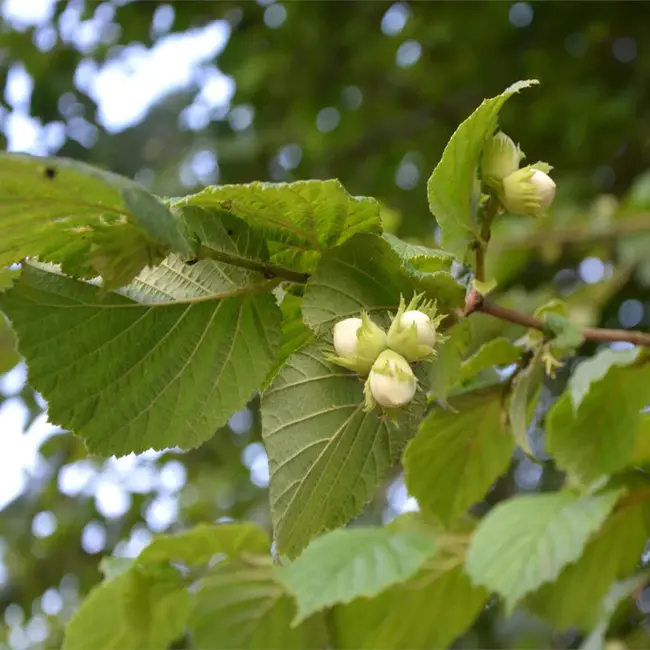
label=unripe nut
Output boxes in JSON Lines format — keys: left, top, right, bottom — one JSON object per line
{"left": 333, "top": 317, "right": 362, "bottom": 359}
{"left": 481, "top": 131, "right": 524, "bottom": 186}
{"left": 368, "top": 350, "right": 417, "bottom": 408}
{"left": 500, "top": 167, "right": 556, "bottom": 217}
{"left": 400, "top": 310, "right": 437, "bottom": 348}
{"left": 329, "top": 314, "right": 387, "bottom": 375}
{"left": 386, "top": 297, "right": 441, "bottom": 363}
{"left": 529, "top": 170, "right": 556, "bottom": 210}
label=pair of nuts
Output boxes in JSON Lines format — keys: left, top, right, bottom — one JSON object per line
{"left": 481, "top": 131, "right": 556, "bottom": 216}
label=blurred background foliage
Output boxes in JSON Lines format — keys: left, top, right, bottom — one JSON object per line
{"left": 2, "top": 1, "right": 650, "bottom": 648}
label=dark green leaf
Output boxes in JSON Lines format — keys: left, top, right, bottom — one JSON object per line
{"left": 174, "top": 179, "right": 382, "bottom": 273}
{"left": 404, "top": 390, "right": 514, "bottom": 525}
{"left": 0, "top": 153, "right": 190, "bottom": 289}
{"left": 466, "top": 489, "right": 622, "bottom": 612}
{"left": 264, "top": 293, "right": 313, "bottom": 388}
{"left": 261, "top": 341, "right": 425, "bottom": 557}
{"left": 302, "top": 233, "right": 464, "bottom": 334}
{"left": 176, "top": 204, "right": 269, "bottom": 265}
{"left": 1, "top": 264, "right": 282, "bottom": 456}
{"left": 382, "top": 233, "right": 455, "bottom": 273}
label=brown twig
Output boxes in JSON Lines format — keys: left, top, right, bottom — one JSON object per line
{"left": 462, "top": 288, "right": 650, "bottom": 347}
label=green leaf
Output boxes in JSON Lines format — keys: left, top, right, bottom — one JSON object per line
{"left": 137, "top": 523, "right": 270, "bottom": 566}
{"left": 1, "top": 264, "right": 282, "bottom": 456}
{"left": 527, "top": 501, "right": 649, "bottom": 630}
{"left": 298, "top": 233, "right": 407, "bottom": 332}
{"left": 99, "top": 556, "right": 134, "bottom": 580}
{"left": 127, "top": 204, "right": 274, "bottom": 298}
{"left": 630, "top": 414, "right": 650, "bottom": 466}
{"left": 508, "top": 358, "right": 544, "bottom": 455}
{"left": 123, "top": 568, "right": 192, "bottom": 648}
{"left": 428, "top": 319, "right": 472, "bottom": 402}
{"left": 178, "top": 204, "right": 268, "bottom": 260}
{"left": 302, "top": 233, "right": 464, "bottom": 334}
{"left": 466, "top": 489, "right": 622, "bottom": 612}
{"left": 0, "top": 153, "right": 190, "bottom": 289}
{"left": 533, "top": 298, "right": 569, "bottom": 321}
{"left": 427, "top": 80, "right": 539, "bottom": 260}
{"left": 525, "top": 299, "right": 570, "bottom": 348}
{"left": 261, "top": 341, "right": 425, "bottom": 558}
{"left": 579, "top": 572, "right": 650, "bottom": 650}
{"left": 174, "top": 179, "right": 382, "bottom": 273}
{"left": 0, "top": 312, "right": 19, "bottom": 374}
{"left": 404, "top": 390, "right": 514, "bottom": 525}
{"left": 543, "top": 312, "right": 585, "bottom": 350}
{"left": 264, "top": 293, "right": 313, "bottom": 388}
{"left": 382, "top": 233, "right": 455, "bottom": 273}
{"left": 568, "top": 347, "right": 641, "bottom": 411}
{"left": 546, "top": 348, "right": 650, "bottom": 483}
{"left": 277, "top": 527, "right": 437, "bottom": 623}
{"left": 63, "top": 568, "right": 190, "bottom": 650}
{"left": 459, "top": 337, "right": 522, "bottom": 383}
{"left": 331, "top": 556, "right": 488, "bottom": 649}
{"left": 189, "top": 558, "right": 328, "bottom": 649}
{"left": 0, "top": 267, "right": 19, "bottom": 291}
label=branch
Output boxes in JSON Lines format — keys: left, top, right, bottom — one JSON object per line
{"left": 462, "top": 288, "right": 650, "bottom": 347}
{"left": 474, "top": 197, "right": 499, "bottom": 282}
{"left": 490, "top": 212, "right": 650, "bottom": 253}
{"left": 474, "top": 245, "right": 486, "bottom": 284}
{"left": 196, "top": 245, "right": 310, "bottom": 284}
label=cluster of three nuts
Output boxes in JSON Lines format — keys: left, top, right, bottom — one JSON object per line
{"left": 327, "top": 296, "right": 444, "bottom": 411}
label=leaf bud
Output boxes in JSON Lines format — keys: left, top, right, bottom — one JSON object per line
{"left": 481, "top": 132, "right": 525, "bottom": 188}
{"left": 364, "top": 350, "right": 417, "bottom": 410}
{"left": 328, "top": 313, "right": 387, "bottom": 375}
{"left": 499, "top": 166, "right": 556, "bottom": 217}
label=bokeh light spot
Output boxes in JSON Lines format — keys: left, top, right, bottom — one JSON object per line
{"left": 579, "top": 257, "right": 605, "bottom": 284}
{"left": 613, "top": 37, "right": 637, "bottom": 63}
{"left": 396, "top": 39, "right": 421, "bottom": 68}
{"left": 509, "top": 2, "right": 533, "bottom": 27}
{"left": 618, "top": 299, "right": 644, "bottom": 328}
{"left": 316, "top": 106, "right": 341, "bottom": 133}
{"left": 381, "top": 3, "right": 409, "bottom": 36}
{"left": 32, "top": 511, "right": 57, "bottom": 538}
{"left": 264, "top": 4, "right": 286, "bottom": 29}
